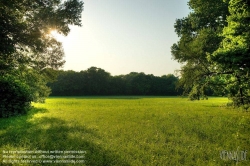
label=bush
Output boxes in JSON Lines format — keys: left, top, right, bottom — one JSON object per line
{"left": 0, "top": 75, "right": 32, "bottom": 118}
{"left": 229, "top": 93, "right": 250, "bottom": 110}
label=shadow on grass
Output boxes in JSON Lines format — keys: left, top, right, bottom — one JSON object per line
{"left": 0, "top": 107, "right": 130, "bottom": 166}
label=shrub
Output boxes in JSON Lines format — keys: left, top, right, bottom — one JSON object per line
{"left": 0, "top": 75, "right": 32, "bottom": 118}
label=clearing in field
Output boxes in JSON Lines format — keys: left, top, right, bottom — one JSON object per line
{"left": 0, "top": 97, "right": 249, "bottom": 165}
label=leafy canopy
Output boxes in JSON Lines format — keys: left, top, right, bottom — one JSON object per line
{"left": 0, "top": 0, "right": 83, "bottom": 72}
{"left": 0, "top": 0, "right": 83, "bottom": 116}
{"left": 172, "top": 0, "right": 250, "bottom": 107}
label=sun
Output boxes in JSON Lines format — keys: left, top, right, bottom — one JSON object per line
{"left": 50, "top": 29, "right": 58, "bottom": 36}
{"left": 49, "top": 29, "right": 66, "bottom": 42}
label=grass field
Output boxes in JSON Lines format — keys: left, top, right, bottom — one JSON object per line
{"left": 0, "top": 97, "right": 249, "bottom": 165}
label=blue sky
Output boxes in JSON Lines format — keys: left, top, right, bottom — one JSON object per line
{"left": 61, "top": 0, "right": 190, "bottom": 76}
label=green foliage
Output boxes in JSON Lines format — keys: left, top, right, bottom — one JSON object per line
{"left": 0, "top": 0, "right": 83, "bottom": 115}
{"left": 0, "top": 75, "right": 32, "bottom": 118}
{"left": 172, "top": 0, "right": 250, "bottom": 107}
{"left": 172, "top": 0, "right": 229, "bottom": 99}
{"left": 48, "top": 67, "right": 180, "bottom": 96}
{"left": 211, "top": 0, "right": 250, "bottom": 107}
{"left": 17, "top": 67, "right": 55, "bottom": 103}
{"left": 0, "top": 0, "right": 83, "bottom": 58}
{"left": 0, "top": 0, "right": 83, "bottom": 72}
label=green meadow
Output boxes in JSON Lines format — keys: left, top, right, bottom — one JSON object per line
{"left": 0, "top": 97, "right": 249, "bottom": 165}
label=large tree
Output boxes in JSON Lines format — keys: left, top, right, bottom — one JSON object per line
{"left": 172, "top": 0, "right": 250, "bottom": 107}
{"left": 211, "top": 0, "right": 250, "bottom": 106}
{"left": 171, "top": 0, "right": 229, "bottom": 100}
{"left": 0, "top": 0, "right": 83, "bottom": 115}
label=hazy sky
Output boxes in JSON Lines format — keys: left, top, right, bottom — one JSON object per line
{"left": 60, "top": 0, "right": 190, "bottom": 76}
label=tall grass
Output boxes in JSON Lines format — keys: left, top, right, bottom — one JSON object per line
{"left": 0, "top": 97, "right": 249, "bottom": 165}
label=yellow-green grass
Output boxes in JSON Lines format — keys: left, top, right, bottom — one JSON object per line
{"left": 0, "top": 97, "right": 249, "bottom": 165}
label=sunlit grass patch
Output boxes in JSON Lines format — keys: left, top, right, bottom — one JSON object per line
{"left": 0, "top": 97, "right": 249, "bottom": 165}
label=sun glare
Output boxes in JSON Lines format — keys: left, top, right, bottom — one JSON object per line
{"left": 49, "top": 29, "right": 66, "bottom": 42}
{"left": 50, "top": 29, "right": 58, "bottom": 36}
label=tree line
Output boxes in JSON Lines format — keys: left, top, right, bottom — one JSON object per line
{"left": 48, "top": 67, "right": 181, "bottom": 96}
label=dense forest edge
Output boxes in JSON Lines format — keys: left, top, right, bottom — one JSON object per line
{"left": 47, "top": 67, "right": 184, "bottom": 96}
